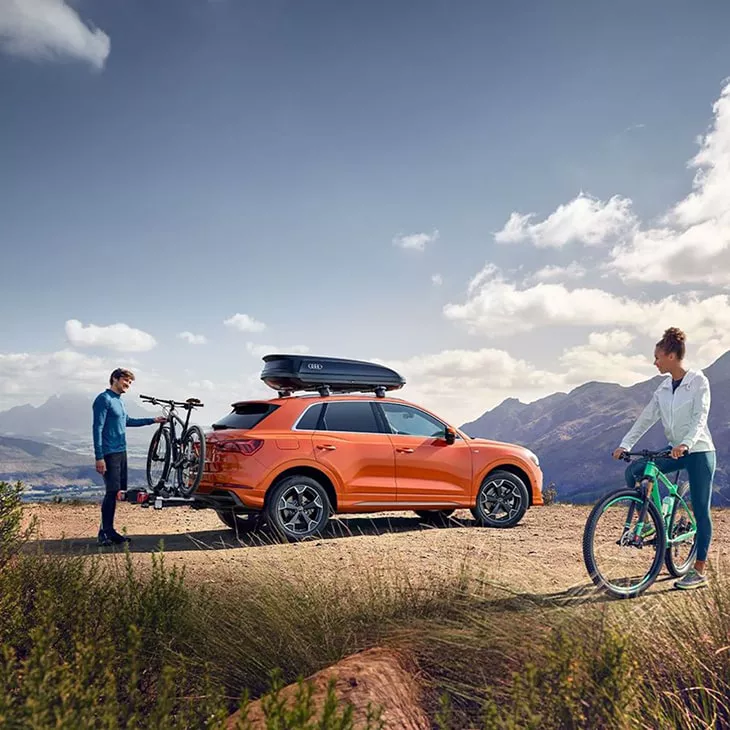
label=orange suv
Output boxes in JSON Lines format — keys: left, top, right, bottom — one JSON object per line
{"left": 195, "top": 354, "right": 543, "bottom": 541}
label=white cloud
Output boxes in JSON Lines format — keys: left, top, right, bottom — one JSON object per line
{"left": 188, "top": 379, "right": 216, "bottom": 392}
{"left": 444, "top": 266, "right": 730, "bottom": 342}
{"left": 558, "top": 336, "right": 655, "bottom": 385}
{"left": 528, "top": 261, "right": 587, "bottom": 283}
{"left": 500, "top": 81, "right": 730, "bottom": 285}
{"left": 585, "top": 330, "right": 635, "bottom": 354}
{"left": 0, "top": 0, "right": 110, "bottom": 70}
{"left": 65, "top": 319, "right": 156, "bottom": 352}
{"left": 224, "top": 313, "right": 266, "bottom": 333}
{"left": 178, "top": 331, "right": 207, "bottom": 345}
{"left": 245, "top": 342, "right": 309, "bottom": 359}
{"left": 494, "top": 193, "right": 636, "bottom": 248}
{"left": 431, "top": 274, "right": 443, "bottom": 286}
{"left": 393, "top": 229, "right": 439, "bottom": 252}
{"left": 0, "top": 349, "right": 122, "bottom": 403}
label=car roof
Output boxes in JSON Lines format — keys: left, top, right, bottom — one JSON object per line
{"left": 230, "top": 393, "right": 415, "bottom": 408}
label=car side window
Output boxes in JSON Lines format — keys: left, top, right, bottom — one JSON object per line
{"left": 319, "top": 401, "right": 381, "bottom": 433}
{"left": 379, "top": 403, "right": 449, "bottom": 438}
{"left": 295, "top": 402, "right": 324, "bottom": 430}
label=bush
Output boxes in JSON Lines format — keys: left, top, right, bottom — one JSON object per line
{"left": 0, "top": 480, "right": 34, "bottom": 562}
{"left": 543, "top": 482, "right": 558, "bottom": 505}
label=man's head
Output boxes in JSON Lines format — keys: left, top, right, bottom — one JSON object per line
{"left": 109, "top": 368, "right": 135, "bottom": 394}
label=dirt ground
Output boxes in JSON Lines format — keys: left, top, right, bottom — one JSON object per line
{"left": 22, "top": 502, "right": 730, "bottom": 597}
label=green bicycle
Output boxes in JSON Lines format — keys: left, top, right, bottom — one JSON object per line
{"left": 582, "top": 449, "right": 697, "bottom": 598}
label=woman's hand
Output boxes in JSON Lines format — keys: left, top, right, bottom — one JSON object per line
{"left": 671, "top": 444, "right": 689, "bottom": 459}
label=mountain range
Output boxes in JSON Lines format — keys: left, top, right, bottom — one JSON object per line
{"left": 461, "top": 351, "right": 730, "bottom": 504}
{"left": 2, "top": 355, "right": 729, "bottom": 504}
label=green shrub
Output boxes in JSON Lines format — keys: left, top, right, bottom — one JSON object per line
{"left": 0, "top": 481, "right": 34, "bottom": 561}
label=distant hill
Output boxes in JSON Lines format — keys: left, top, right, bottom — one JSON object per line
{"left": 0, "top": 392, "right": 158, "bottom": 456}
{"left": 0, "top": 434, "right": 145, "bottom": 496}
{"left": 461, "top": 351, "right": 730, "bottom": 504}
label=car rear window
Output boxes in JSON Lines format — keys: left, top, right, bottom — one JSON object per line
{"left": 212, "top": 403, "right": 279, "bottom": 431}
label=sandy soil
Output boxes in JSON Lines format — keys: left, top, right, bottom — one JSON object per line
{"left": 22, "top": 502, "right": 730, "bottom": 597}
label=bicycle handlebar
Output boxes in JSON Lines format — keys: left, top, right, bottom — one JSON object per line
{"left": 619, "top": 448, "right": 673, "bottom": 462}
{"left": 139, "top": 394, "right": 205, "bottom": 409}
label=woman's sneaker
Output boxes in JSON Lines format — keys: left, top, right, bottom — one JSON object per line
{"left": 674, "top": 569, "right": 708, "bottom": 590}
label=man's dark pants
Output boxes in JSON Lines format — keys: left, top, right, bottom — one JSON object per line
{"left": 101, "top": 451, "right": 127, "bottom": 537}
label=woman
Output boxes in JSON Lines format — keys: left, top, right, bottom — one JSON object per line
{"left": 614, "top": 327, "right": 716, "bottom": 590}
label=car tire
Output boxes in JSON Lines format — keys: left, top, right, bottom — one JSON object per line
{"left": 415, "top": 509, "right": 455, "bottom": 526}
{"left": 471, "top": 470, "right": 529, "bottom": 528}
{"left": 216, "top": 510, "right": 263, "bottom": 535}
{"left": 265, "top": 475, "right": 331, "bottom": 542}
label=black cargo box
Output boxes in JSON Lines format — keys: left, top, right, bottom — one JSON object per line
{"left": 260, "top": 354, "right": 405, "bottom": 396}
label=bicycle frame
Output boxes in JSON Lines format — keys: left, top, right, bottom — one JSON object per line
{"left": 632, "top": 458, "right": 697, "bottom": 548}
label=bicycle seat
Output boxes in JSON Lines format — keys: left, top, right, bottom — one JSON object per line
{"left": 186, "top": 398, "right": 201, "bottom": 404}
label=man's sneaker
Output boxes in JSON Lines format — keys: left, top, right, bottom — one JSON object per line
{"left": 108, "top": 531, "right": 132, "bottom": 545}
{"left": 97, "top": 531, "right": 113, "bottom": 547}
{"left": 674, "top": 568, "right": 708, "bottom": 590}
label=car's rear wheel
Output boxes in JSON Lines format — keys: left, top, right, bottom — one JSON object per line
{"left": 216, "top": 510, "right": 263, "bottom": 535}
{"left": 265, "top": 475, "right": 331, "bottom": 542}
{"left": 471, "top": 470, "right": 529, "bottom": 528}
{"left": 415, "top": 509, "right": 455, "bottom": 526}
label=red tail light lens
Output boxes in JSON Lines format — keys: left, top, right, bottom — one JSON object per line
{"left": 216, "top": 439, "right": 264, "bottom": 455}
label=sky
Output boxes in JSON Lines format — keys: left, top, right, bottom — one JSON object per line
{"left": 2, "top": 0, "right": 730, "bottom": 428}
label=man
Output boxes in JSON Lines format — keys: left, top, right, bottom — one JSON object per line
{"left": 92, "top": 368, "right": 164, "bottom": 546}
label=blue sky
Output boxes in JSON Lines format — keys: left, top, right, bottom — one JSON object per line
{"left": 2, "top": 0, "right": 730, "bottom": 426}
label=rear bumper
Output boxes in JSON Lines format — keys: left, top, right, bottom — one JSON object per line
{"left": 193, "top": 488, "right": 261, "bottom": 513}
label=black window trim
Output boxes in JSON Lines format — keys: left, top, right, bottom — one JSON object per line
{"left": 291, "top": 399, "right": 387, "bottom": 434}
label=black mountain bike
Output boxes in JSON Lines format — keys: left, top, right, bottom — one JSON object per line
{"left": 140, "top": 394, "right": 206, "bottom": 498}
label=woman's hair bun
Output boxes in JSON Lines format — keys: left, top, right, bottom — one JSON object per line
{"left": 663, "top": 327, "right": 686, "bottom": 343}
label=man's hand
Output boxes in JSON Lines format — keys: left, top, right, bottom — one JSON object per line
{"left": 613, "top": 447, "right": 627, "bottom": 460}
{"left": 95, "top": 459, "right": 106, "bottom": 475}
{"left": 154, "top": 416, "right": 166, "bottom": 424}
{"left": 671, "top": 444, "right": 689, "bottom": 459}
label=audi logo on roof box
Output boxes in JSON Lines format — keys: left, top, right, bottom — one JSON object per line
{"left": 307, "top": 363, "right": 324, "bottom": 370}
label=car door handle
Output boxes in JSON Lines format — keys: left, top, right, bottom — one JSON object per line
{"left": 316, "top": 444, "right": 337, "bottom": 451}
{"left": 396, "top": 447, "right": 414, "bottom": 453}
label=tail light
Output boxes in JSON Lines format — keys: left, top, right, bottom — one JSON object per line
{"left": 216, "top": 439, "right": 264, "bottom": 455}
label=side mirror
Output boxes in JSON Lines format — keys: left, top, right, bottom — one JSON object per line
{"left": 444, "top": 427, "right": 456, "bottom": 445}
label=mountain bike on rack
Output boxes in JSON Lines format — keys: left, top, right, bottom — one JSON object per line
{"left": 139, "top": 394, "right": 206, "bottom": 498}
{"left": 582, "top": 448, "right": 697, "bottom": 599}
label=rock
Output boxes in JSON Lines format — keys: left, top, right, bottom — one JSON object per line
{"left": 226, "top": 647, "right": 429, "bottom": 729}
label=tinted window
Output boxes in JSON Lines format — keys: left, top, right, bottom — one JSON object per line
{"left": 295, "top": 403, "right": 324, "bottom": 430}
{"left": 320, "top": 402, "right": 381, "bottom": 433}
{"left": 212, "top": 403, "right": 278, "bottom": 430}
{"left": 380, "top": 403, "right": 446, "bottom": 438}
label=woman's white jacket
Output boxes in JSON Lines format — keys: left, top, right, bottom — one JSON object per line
{"left": 619, "top": 369, "right": 715, "bottom": 453}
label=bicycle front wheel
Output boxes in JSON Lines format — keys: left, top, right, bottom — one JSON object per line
{"left": 146, "top": 427, "right": 171, "bottom": 489}
{"left": 583, "top": 488, "right": 666, "bottom": 599}
{"left": 176, "top": 425, "right": 206, "bottom": 497}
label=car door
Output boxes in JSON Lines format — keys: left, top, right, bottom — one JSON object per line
{"left": 309, "top": 400, "right": 397, "bottom": 508}
{"left": 377, "top": 402, "right": 473, "bottom": 505}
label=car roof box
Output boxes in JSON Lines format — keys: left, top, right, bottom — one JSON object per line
{"left": 260, "top": 354, "right": 405, "bottom": 397}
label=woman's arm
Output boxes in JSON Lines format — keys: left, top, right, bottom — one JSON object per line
{"left": 619, "top": 391, "right": 660, "bottom": 451}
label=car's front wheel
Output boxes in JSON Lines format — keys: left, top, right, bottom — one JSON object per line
{"left": 471, "top": 470, "right": 529, "bottom": 528}
{"left": 265, "top": 475, "right": 331, "bottom": 542}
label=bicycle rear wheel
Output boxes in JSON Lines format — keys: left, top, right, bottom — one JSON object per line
{"left": 146, "top": 427, "right": 171, "bottom": 489}
{"left": 583, "top": 488, "right": 666, "bottom": 598}
{"left": 665, "top": 488, "right": 697, "bottom": 578}
{"left": 176, "top": 425, "right": 205, "bottom": 497}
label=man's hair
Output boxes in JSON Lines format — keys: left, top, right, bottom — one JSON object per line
{"left": 110, "top": 368, "right": 135, "bottom": 385}
{"left": 656, "top": 327, "right": 686, "bottom": 360}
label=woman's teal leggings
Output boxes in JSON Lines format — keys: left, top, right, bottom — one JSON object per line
{"left": 625, "top": 450, "right": 716, "bottom": 562}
